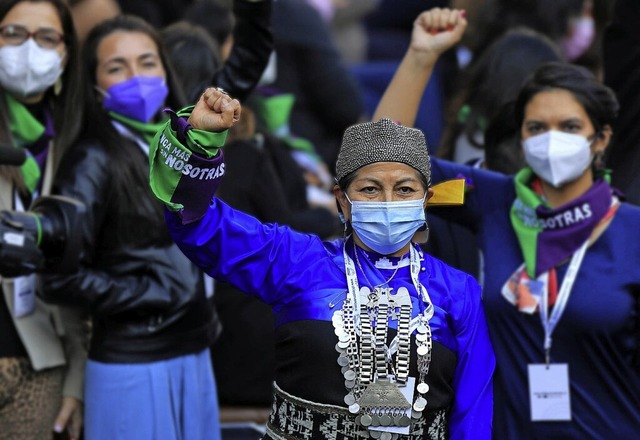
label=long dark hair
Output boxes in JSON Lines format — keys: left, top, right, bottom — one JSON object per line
{"left": 161, "top": 20, "right": 222, "bottom": 103}
{"left": 438, "top": 27, "right": 563, "bottom": 160}
{"left": 78, "top": 15, "right": 186, "bottom": 213}
{"left": 0, "top": 0, "right": 82, "bottom": 193}
{"left": 514, "top": 62, "right": 619, "bottom": 135}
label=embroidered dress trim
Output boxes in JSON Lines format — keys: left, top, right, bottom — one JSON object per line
{"left": 266, "top": 383, "right": 448, "bottom": 440}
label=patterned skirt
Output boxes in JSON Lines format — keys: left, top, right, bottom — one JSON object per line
{"left": 265, "top": 383, "right": 449, "bottom": 440}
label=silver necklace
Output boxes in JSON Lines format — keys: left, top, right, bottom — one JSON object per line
{"left": 334, "top": 242, "right": 433, "bottom": 438}
{"left": 353, "top": 245, "right": 401, "bottom": 289}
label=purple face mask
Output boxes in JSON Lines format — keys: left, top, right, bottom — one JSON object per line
{"left": 101, "top": 76, "right": 169, "bottom": 123}
{"left": 559, "top": 16, "right": 595, "bottom": 61}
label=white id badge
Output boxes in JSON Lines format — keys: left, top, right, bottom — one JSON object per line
{"left": 528, "top": 363, "right": 571, "bottom": 421}
{"left": 13, "top": 274, "right": 36, "bottom": 318}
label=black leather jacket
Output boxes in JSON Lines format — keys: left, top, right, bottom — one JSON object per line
{"left": 214, "top": 0, "right": 273, "bottom": 102}
{"left": 41, "top": 138, "right": 216, "bottom": 362}
{"left": 40, "top": 0, "right": 272, "bottom": 363}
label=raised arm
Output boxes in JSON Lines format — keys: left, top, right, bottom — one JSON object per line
{"left": 373, "top": 8, "right": 467, "bottom": 126}
{"left": 149, "top": 89, "right": 329, "bottom": 303}
{"left": 213, "top": 0, "right": 273, "bottom": 102}
{"left": 149, "top": 87, "right": 241, "bottom": 223}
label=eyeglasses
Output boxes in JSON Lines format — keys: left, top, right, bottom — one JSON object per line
{"left": 0, "top": 24, "right": 64, "bottom": 49}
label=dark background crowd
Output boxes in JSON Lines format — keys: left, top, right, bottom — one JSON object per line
{"left": 2, "top": 0, "right": 638, "bottom": 439}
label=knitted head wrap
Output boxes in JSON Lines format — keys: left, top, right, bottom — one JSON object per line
{"left": 335, "top": 118, "right": 431, "bottom": 186}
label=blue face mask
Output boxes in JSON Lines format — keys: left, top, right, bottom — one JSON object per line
{"left": 347, "top": 195, "right": 426, "bottom": 255}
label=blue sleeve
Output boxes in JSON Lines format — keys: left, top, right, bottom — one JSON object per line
{"left": 430, "top": 157, "right": 515, "bottom": 231}
{"left": 449, "top": 275, "right": 495, "bottom": 439}
{"left": 165, "top": 197, "right": 333, "bottom": 305}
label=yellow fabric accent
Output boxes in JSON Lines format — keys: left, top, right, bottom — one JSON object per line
{"left": 429, "top": 179, "right": 466, "bottom": 206}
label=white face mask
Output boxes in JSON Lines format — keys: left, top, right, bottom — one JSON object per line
{"left": 522, "top": 130, "right": 593, "bottom": 188}
{"left": 0, "top": 39, "right": 64, "bottom": 97}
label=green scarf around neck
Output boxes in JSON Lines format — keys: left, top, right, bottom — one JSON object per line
{"left": 5, "top": 93, "right": 46, "bottom": 194}
{"left": 251, "top": 92, "right": 319, "bottom": 156}
{"left": 510, "top": 168, "right": 545, "bottom": 277}
{"left": 510, "top": 166, "right": 614, "bottom": 278}
{"left": 110, "top": 111, "right": 166, "bottom": 146}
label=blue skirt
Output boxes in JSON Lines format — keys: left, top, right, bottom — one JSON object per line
{"left": 84, "top": 349, "right": 220, "bottom": 440}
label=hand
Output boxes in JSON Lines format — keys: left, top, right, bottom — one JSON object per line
{"left": 53, "top": 396, "right": 83, "bottom": 440}
{"left": 188, "top": 87, "right": 241, "bottom": 133}
{"left": 410, "top": 8, "right": 467, "bottom": 59}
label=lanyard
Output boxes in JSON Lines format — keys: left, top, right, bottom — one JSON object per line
{"left": 408, "top": 244, "right": 434, "bottom": 320}
{"left": 342, "top": 239, "right": 433, "bottom": 348}
{"left": 539, "top": 239, "right": 589, "bottom": 365}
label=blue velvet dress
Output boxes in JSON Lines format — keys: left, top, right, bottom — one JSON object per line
{"left": 165, "top": 199, "right": 495, "bottom": 439}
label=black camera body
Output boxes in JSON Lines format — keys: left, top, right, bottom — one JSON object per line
{"left": 0, "top": 147, "right": 85, "bottom": 278}
{"left": 0, "top": 195, "right": 85, "bottom": 278}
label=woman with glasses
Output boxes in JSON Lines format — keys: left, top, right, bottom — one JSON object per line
{"left": 0, "top": 1, "right": 86, "bottom": 439}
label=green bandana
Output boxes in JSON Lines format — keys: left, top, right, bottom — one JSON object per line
{"left": 251, "top": 92, "right": 318, "bottom": 156}
{"left": 149, "top": 105, "right": 228, "bottom": 210}
{"left": 510, "top": 168, "right": 545, "bottom": 277}
{"left": 5, "top": 94, "right": 45, "bottom": 193}
{"left": 252, "top": 93, "right": 295, "bottom": 133}
{"left": 510, "top": 167, "right": 613, "bottom": 278}
{"left": 109, "top": 111, "right": 167, "bottom": 146}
